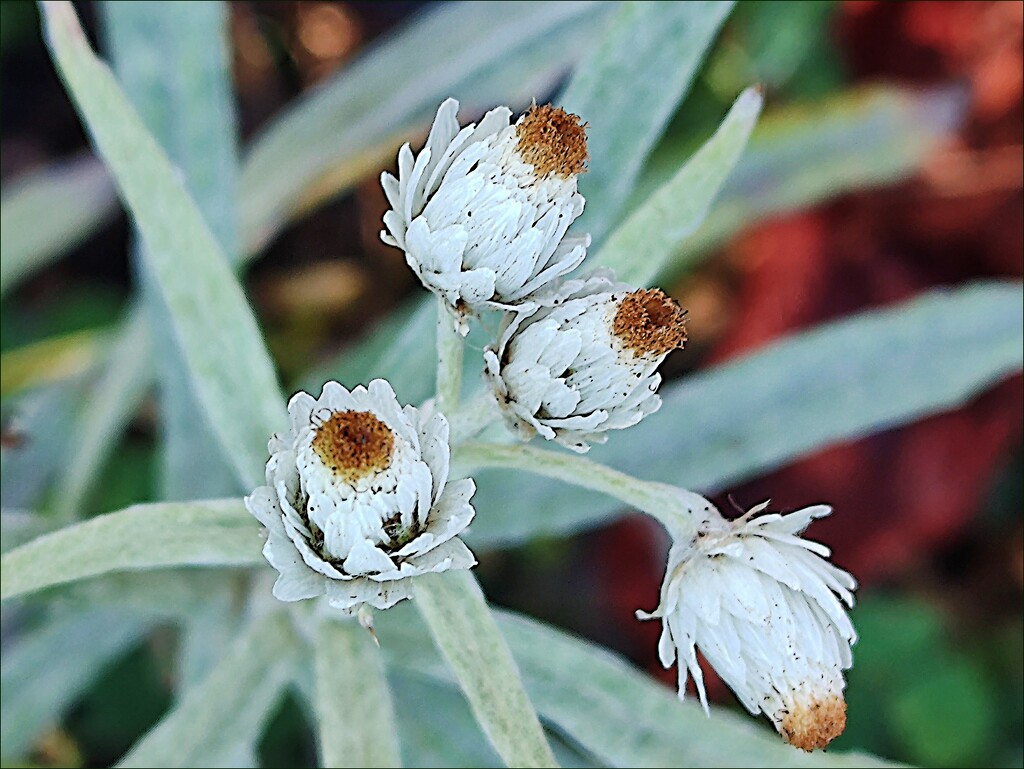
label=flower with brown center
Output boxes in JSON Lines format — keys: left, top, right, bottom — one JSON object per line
{"left": 381, "top": 98, "right": 591, "bottom": 333}
{"left": 245, "top": 379, "right": 476, "bottom": 613}
{"left": 637, "top": 501, "right": 857, "bottom": 751}
{"left": 483, "top": 270, "right": 687, "bottom": 452}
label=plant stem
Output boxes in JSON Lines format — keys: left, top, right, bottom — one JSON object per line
{"left": 454, "top": 442, "right": 709, "bottom": 540}
{"left": 435, "top": 298, "right": 463, "bottom": 416}
{"left": 450, "top": 389, "right": 499, "bottom": 445}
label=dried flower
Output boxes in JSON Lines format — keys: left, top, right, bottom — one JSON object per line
{"left": 638, "top": 501, "right": 857, "bottom": 751}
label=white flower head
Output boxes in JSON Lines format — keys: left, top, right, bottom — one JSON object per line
{"left": 638, "top": 501, "right": 857, "bottom": 752}
{"left": 381, "top": 98, "right": 590, "bottom": 333}
{"left": 483, "top": 270, "right": 687, "bottom": 452}
{"left": 245, "top": 379, "right": 476, "bottom": 614}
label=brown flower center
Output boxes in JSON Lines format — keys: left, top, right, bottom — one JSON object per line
{"left": 515, "top": 104, "right": 588, "bottom": 179}
{"left": 780, "top": 694, "right": 847, "bottom": 752}
{"left": 611, "top": 288, "right": 687, "bottom": 357}
{"left": 311, "top": 410, "right": 394, "bottom": 483}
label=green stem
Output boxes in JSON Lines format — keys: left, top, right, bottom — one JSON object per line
{"left": 435, "top": 298, "right": 463, "bottom": 416}
{"left": 449, "top": 389, "right": 500, "bottom": 445}
{"left": 413, "top": 570, "right": 558, "bottom": 767}
{"left": 454, "top": 442, "right": 708, "bottom": 540}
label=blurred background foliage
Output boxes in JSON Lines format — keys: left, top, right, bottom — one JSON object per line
{"left": 1, "top": 1, "right": 1021, "bottom": 767}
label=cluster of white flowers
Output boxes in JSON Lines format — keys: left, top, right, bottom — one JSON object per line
{"left": 244, "top": 97, "right": 857, "bottom": 752}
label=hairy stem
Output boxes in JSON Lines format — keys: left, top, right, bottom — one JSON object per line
{"left": 449, "top": 389, "right": 500, "bottom": 445}
{"left": 435, "top": 299, "right": 464, "bottom": 416}
{"left": 455, "top": 442, "right": 709, "bottom": 539}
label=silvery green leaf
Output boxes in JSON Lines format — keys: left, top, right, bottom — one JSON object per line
{"left": 0, "top": 499, "right": 261, "bottom": 601}
{"left": 240, "top": 1, "right": 609, "bottom": 254}
{"left": 391, "top": 673, "right": 601, "bottom": 769}
{"left": 314, "top": 618, "right": 401, "bottom": 768}
{"left": 650, "top": 85, "right": 966, "bottom": 280}
{"left": 30, "top": 568, "right": 250, "bottom": 623}
{"left": 0, "top": 153, "right": 116, "bottom": 298}
{"left": 41, "top": 1, "right": 286, "bottom": 490}
{"left": 1, "top": 377, "right": 83, "bottom": 511}
{"left": 376, "top": 604, "right": 895, "bottom": 768}
{"left": 413, "top": 570, "right": 557, "bottom": 768}
{"left": 560, "top": 1, "right": 734, "bottom": 245}
{"left": 0, "top": 609, "right": 150, "bottom": 760}
{"left": 52, "top": 307, "right": 153, "bottom": 520}
{"left": 591, "top": 87, "right": 762, "bottom": 286}
{"left": 117, "top": 611, "right": 297, "bottom": 768}
{"left": 103, "top": 0, "right": 242, "bottom": 502}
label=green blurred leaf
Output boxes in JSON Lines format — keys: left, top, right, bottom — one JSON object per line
{"left": 413, "top": 571, "right": 557, "bottom": 767}
{"left": 591, "top": 86, "right": 762, "bottom": 286}
{"left": 30, "top": 568, "right": 248, "bottom": 624}
{"left": 645, "top": 86, "right": 965, "bottom": 280}
{"left": 0, "top": 328, "right": 102, "bottom": 397}
{"left": 103, "top": 0, "right": 241, "bottom": 502}
{"left": 391, "top": 673, "right": 503, "bottom": 768}
{"left": 0, "top": 153, "right": 116, "bottom": 299}
{"left": 0, "top": 499, "right": 261, "bottom": 601}
{"left": 465, "top": 282, "right": 1024, "bottom": 546}
{"left": 0, "top": 510, "right": 54, "bottom": 554}
{"left": 117, "top": 611, "right": 297, "bottom": 768}
{"left": 313, "top": 619, "right": 401, "bottom": 768}
{"left": 41, "top": 1, "right": 285, "bottom": 490}
{"left": 0, "top": 377, "right": 84, "bottom": 511}
{"left": 52, "top": 310, "right": 152, "bottom": 520}
{"left": 561, "top": 1, "right": 734, "bottom": 245}
{"left": 390, "top": 673, "right": 601, "bottom": 769}
{"left": 240, "top": 1, "right": 611, "bottom": 254}
{"left": 376, "top": 603, "right": 893, "bottom": 767}
{"left": 0, "top": 609, "right": 151, "bottom": 760}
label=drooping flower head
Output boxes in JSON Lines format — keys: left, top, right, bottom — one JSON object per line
{"left": 245, "top": 379, "right": 476, "bottom": 614}
{"left": 483, "top": 270, "right": 687, "bottom": 452}
{"left": 638, "top": 501, "right": 857, "bottom": 751}
{"left": 381, "top": 98, "right": 590, "bottom": 333}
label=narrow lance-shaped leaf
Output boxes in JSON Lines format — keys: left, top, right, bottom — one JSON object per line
{"left": 0, "top": 610, "right": 151, "bottom": 761}
{"left": 0, "top": 499, "right": 262, "bottom": 601}
{"left": 0, "top": 377, "right": 83, "bottom": 511}
{"left": 464, "top": 282, "right": 1024, "bottom": 547}
{"left": 102, "top": 0, "right": 242, "bottom": 501}
{"left": 314, "top": 618, "right": 401, "bottom": 768}
{"left": 0, "top": 153, "right": 116, "bottom": 298}
{"left": 52, "top": 306, "right": 152, "bottom": 521}
{"left": 40, "top": 1, "right": 285, "bottom": 490}
{"left": 0, "top": 325, "right": 102, "bottom": 398}
{"left": 560, "top": 0, "right": 734, "bottom": 244}
{"left": 240, "top": 1, "right": 608, "bottom": 253}
{"left": 375, "top": 604, "right": 897, "bottom": 768}
{"left": 649, "top": 85, "right": 966, "bottom": 280}
{"left": 118, "top": 611, "right": 298, "bottom": 768}
{"left": 591, "top": 87, "right": 763, "bottom": 286}
{"left": 413, "top": 570, "right": 558, "bottom": 768}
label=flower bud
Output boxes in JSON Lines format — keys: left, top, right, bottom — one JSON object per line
{"left": 381, "top": 98, "right": 590, "bottom": 332}
{"left": 484, "top": 271, "right": 687, "bottom": 452}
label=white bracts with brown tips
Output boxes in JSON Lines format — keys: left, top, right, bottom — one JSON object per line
{"left": 483, "top": 270, "right": 687, "bottom": 452}
{"left": 381, "top": 98, "right": 590, "bottom": 333}
{"left": 245, "top": 379, "right": 476, "bottom": 614}
{"left": 637, "top": 501, "right": 857, "bottom": 751}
